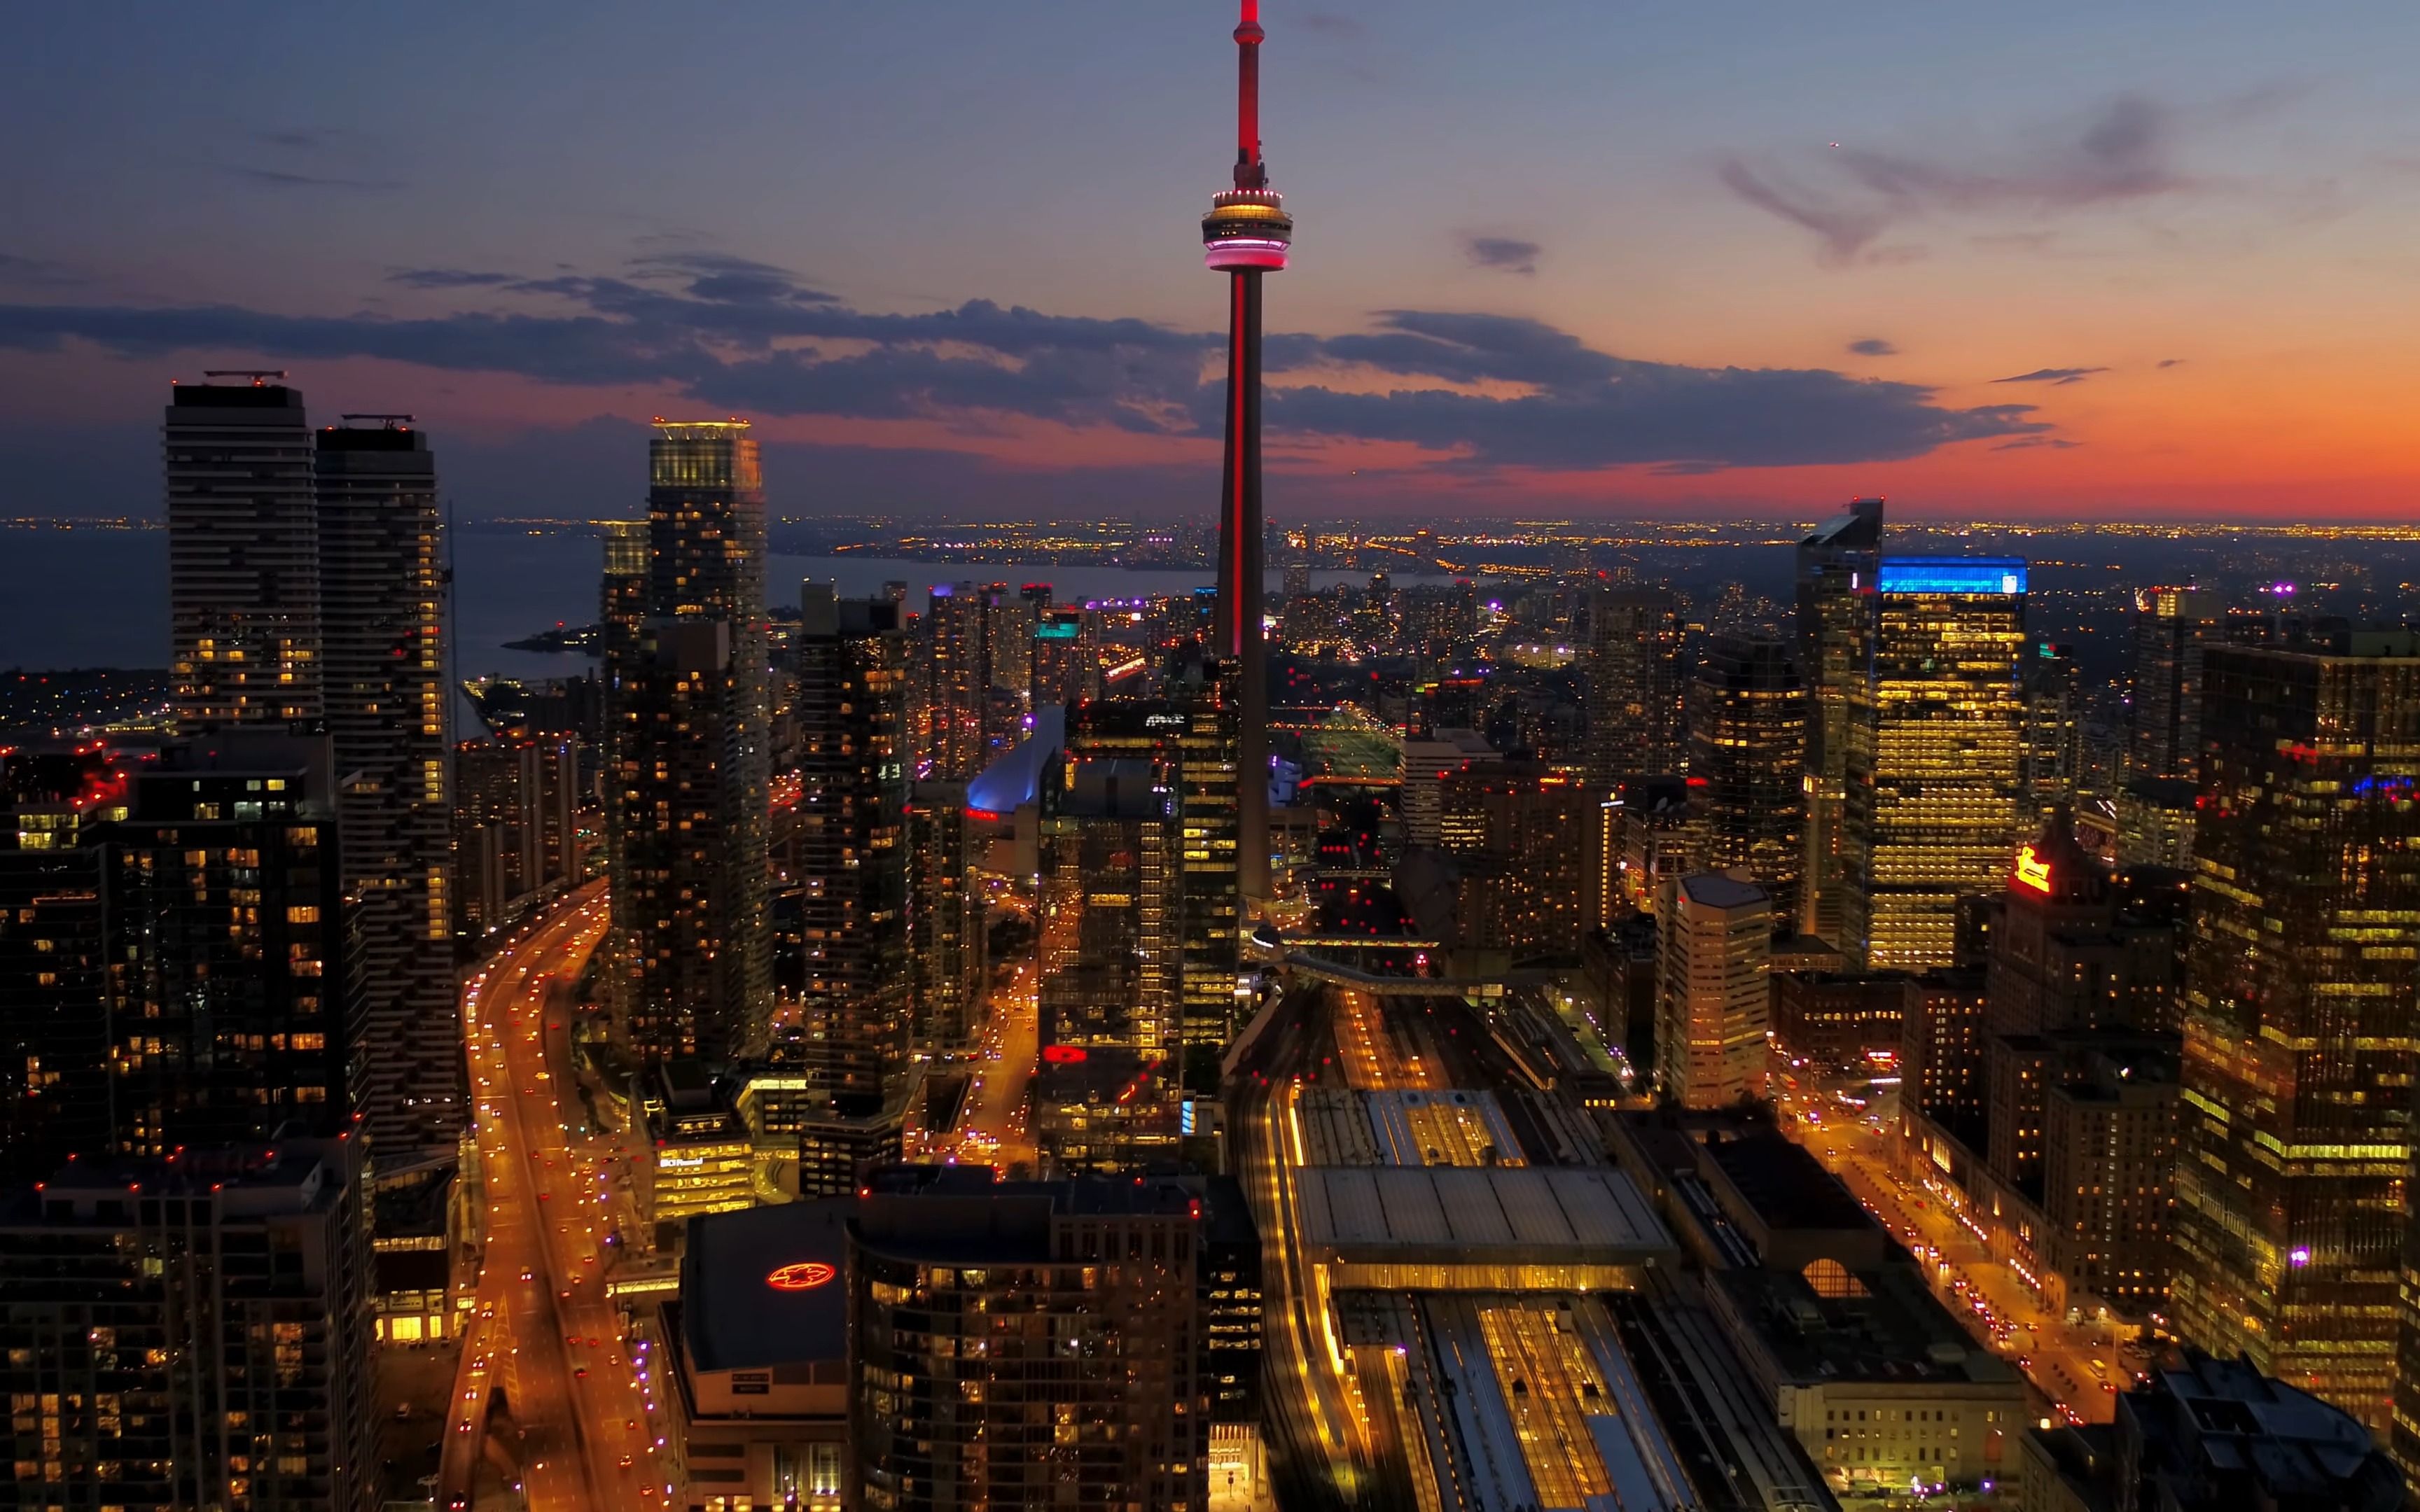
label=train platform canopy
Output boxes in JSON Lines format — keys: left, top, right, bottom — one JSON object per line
{"left": 1293, "top": 1165, "right": 1676, "bottom": 1289}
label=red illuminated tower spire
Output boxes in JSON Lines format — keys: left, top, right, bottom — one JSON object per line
{"left": 1205, "top": 0, "right": 1291, "bottom": 902}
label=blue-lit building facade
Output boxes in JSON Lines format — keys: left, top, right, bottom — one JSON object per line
{"left": 1843, "top": 558, "right": 2028, "bottom": 971}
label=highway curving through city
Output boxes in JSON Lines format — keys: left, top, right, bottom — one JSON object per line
{"left": 438, "top": 884, "right": 670, "bottom": 1511}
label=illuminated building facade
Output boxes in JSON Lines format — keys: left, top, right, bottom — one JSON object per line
{"left": 847, "top": 1169, "right": 1253, "bottom": 1512}
{"left": 1030, "top": 603, "right": 1099, "bottom": 707}
{"left": 2127, "top": 585, "right": 2220, "bottom": 783}
{"left": 907, "top": 783, "right": 985, "bottom": 1057}
{"left": 788, "top": 587, "right": 913, "bottom": 1170}
{"left": 1583, "top": 582, "right": 1685, "bottom": 786}
{"left": 1655, "top": 872, "right": 1772, "bottom": 1109}
{"left": 1064, "top": 683, "right": 1241, "bottom": 1069}
{"left": 1689, "top": 634, "right": 1808, "bottom": 925}
{"left": 1438, "top": 762, "right": 1593, "bottom": 958}
{"left": 0, "top": 1134, "right": 375, "bottom": 1512}
{"left": 599, "top": 517, "right": 648, "bottom": 1014}
{"left": 165, "top": 377, "right": 322, "bottom": 729}
{"left": 921, "top": 581, "right": 1014, "bottom": 780}
{"left": 1795, "top": 497, "right": 1884, "bottom": 943}
{"left": 1842, "top": 556, "right": 2027, "bottom": 971}
{"left": 314, "top": 417, "right": 457, "bottom": 1154}
{"left": 2169, "top": 636, "right": 2420, "bottom": 1434}
{"left": 452, "top": 735, "right": 578, "bottom": 939}
{"left": 613, "top": 421, "right": 774, "bottom": 1065}
{"left": 2019, "top": 638, "right": 2081, "bottom": 820}
{"left": 1898, "top": 970, "right": 1989, "bottom": 1151}
{"left": 2, "top": 740, "right": 356, "bottom": 1182}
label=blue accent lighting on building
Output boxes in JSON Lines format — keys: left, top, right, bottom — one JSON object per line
{"left": 1876, "top": 557, "right": 2028, "bottom": 596}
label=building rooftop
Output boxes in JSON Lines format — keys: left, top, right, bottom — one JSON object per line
{"left": 679, "top": 1199, "right": 850, "bottom": 1374}
{"left": 1294, "top": 1165, "right": 1672, "bottom": 1265}
{"left": 1714, "top": 1261, "right": 2018, "bottom": 1387}
{"left": 1677, "top": 872, "right": 1769, "bottom": 912}
{"left": 1703, "top": 1131, "right": 1871, "bottom": 1236}
{"left": 965, "top": 703, "right": 1065, "bottom": 818}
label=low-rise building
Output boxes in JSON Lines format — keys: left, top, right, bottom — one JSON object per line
{"left": 665, "top": 1200, "right": 849, "bottom": 1512}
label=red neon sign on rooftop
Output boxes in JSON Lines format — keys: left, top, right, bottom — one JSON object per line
{"left": 766, "top": 1261, "right": 835, "bottom": 1292}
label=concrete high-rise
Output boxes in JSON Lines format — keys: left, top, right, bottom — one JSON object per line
{"left": 788, "top": 586, "right": 914, "bottom": 1183}
{"left": 0, "top": 1134, "right": 376, "bottom": 1512}
{"left": 165, "top": 376, "right": 322, "bottom": 729}
{"left": 611, "top": 421, "right": 773, "bottom": 1064}
{"left": 0, "top": 736, "right": 354, "bottom": 1181}
{"left": 1583, "top": 582, "right": 1685, "bottom": 785}
{"left": 2127, "top": 586, "right": 2221, "bottom": 782}
{"left": 314, "top": 416, "right": 458, "bottom": 1155}
{"left": 1688, "top": 634, "right": 1808, "bottom": 925}
{"left": 908, "top": 785, "right": 985, "bottom": 1057}
{"left": 847, "top": 1169, "right": 1254, "bottom": 1512}
{"left": 1842, "top": 557, "right": 2026, "bottom": 971}
{"left": 1795, "top": 497, "right": 1884, "bottom": 942}
{"left": 922, "top": 581, "right": 1014, "bottom": 780}
{"left": 1655, "top": 872, "right": 1772, "bottom": 1108}
{"left": 1203, "top": 0, "right": 1292, "bottom": 902}
{"left": 2168, "top": 634, "right": 2420, "bottom": 1434}
{"left": 1065, "top": 674, "right": 1242, "bottom": 1077}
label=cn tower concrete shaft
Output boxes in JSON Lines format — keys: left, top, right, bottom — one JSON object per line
{"left": 1204, "top": 0, "right": 1291, "bottom": 902}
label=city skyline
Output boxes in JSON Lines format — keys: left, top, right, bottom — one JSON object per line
{"left": 6, "top": 3, "right": 2420, "bottom": 522}
{"left": 8, "top": 6, "right": 2420, "bottom": 1511}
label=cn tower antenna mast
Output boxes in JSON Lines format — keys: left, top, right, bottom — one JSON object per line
{"left": 1204, "top": 0, "right": 1291, "bottom": 904}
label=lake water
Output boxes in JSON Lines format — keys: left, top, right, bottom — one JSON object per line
{"left": 0, "top": 526, "right": 1419, "bottom": 678}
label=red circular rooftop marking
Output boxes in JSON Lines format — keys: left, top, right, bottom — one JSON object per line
{"left": 766, "top": 1261, "right": 835, "bottom": 1292}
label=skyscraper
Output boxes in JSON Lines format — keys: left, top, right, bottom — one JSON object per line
{"left": 1688, "top": 634, "right": 1808, "bottom": 925}
{"left": 2127, "top": 585, "right": 2221, "bottom": 782}
{"left": 1034, "top": 756, "right": 1182, "bottom": 1171}
{"left": 922, "top": 581, "right": 1013, "bottom": 780}
{"left": 1064, "top": 676, "right": 1241, "bottom": 1077}
{"left": 2019, "top": 638, "right": 2081, "bottom": 820}
{"left": 314, "top": 416, "right": 457, "bottom": 1154}
{"left": 2170, "top": 634, "right": 2420, "bottom": 1432}
{"left": 611, "top": 421, "right": 773, "bottom": 1064}
{"left": 788, "top": 586, "right": 914, "bottom": 1173}
{"left": 1655, "top": 872, "right": 1772, "bottom": 1108}
{"left": 1842, "top": 557, "right": 2027, "bottom": 971}
{"left": 598, "top": 517, "right": 648, "bottom": 1018}
{"left": 1583, "top": 583, "right": 1685, "bottom": 785}
{"left": 848, "top": 1170, "right": 1244, "bottom": 1511}
{"left": 907, "top": 785, "right": 985, "bottom": 1057}
{"left": 1203, "top": 0, "right": 1292, "bottom": 902}
{"left": 165, "top": 375, "right": 322, "bottom": 729}
{"left": 1795, "top": 497, "right": 1884, "bottom": 943}
{"left": 0, "top": 736, "right": 354, "bottom": 1182}
{"left": 0, "top": 1133, "right": 375, "bottom": 1512}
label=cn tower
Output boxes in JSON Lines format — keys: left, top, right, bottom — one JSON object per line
{"left": 1204, "top": 0, "right": 1291, "bottom": 902}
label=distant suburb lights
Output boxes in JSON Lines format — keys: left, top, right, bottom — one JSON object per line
{"left": 766, "top": 1261, "right": 836, "bottom": 1292}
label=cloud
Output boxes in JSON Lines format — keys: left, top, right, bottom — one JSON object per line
{"left": 1993, "top": 436, "right": 2084, "bottom": 451}
{"left": 0, "top": 276, "right": 2047, "bottom": 472}
{"left": 1463, "top": 236, "right": 1541, "bottom": 276}
{"left": 0, "top": 252, "right": 88, "bottom": 288}
{"left": 225, "top": 166, "right": 406, "bottom": 192}
{"left": 1847, "top": 338, "right": 1898, "bottom": 356}
{"left": 1278, "top": 311, "right": 2043, "bottom": 468}
{"left": 1993, "top": 366, "right": 2108, "bottom": 386}
{"left": 2158, "top": 357, "right": 2186, "bottom": 368}
{"left": 389, "top": 268, "right": 520, "bottom": 290}
{"left": 256, "top": 127, "right": 340, "bottom": 150}
{"left": 1723, "top": 94, "right": 2202, "bottom": 262}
